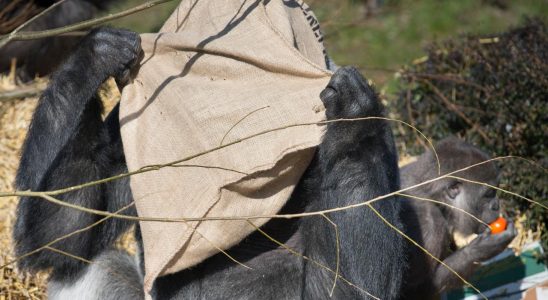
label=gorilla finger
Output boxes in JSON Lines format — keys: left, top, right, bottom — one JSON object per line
{"left": 115, "top": 69, "right": 131, "bottom": 87}
{"left": 109, "top": 47, "right": 138, "bottom": 66}
{"left": 320, "top": 86, "right": 337, "bottom": 101}
{"left": 506, "top": 222, "right": 517, "bottom": 236}
{"left": 106, "top": 29, "right": 141, "bottom": 51}
{"left": 123, "top": 48, "right": 144, "bottom": 69}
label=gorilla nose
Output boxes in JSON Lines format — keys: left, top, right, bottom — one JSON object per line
{"left": 490, "top": 199, "right": 500, "bottom": 211}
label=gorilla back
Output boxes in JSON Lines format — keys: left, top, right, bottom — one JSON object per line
{"left": 13, "top": 27, "right": 406, "bottom": 299}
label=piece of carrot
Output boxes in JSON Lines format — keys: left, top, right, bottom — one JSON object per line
{"left": 489, "top": 217, "right": 507, "bottom": 234}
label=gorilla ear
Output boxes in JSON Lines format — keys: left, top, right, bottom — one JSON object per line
{"left": 446, "top": 182, "right": 461, "bottom": 199}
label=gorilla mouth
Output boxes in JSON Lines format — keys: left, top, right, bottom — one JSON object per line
{"left": 484, "top": 216, "right": 499, "bottom": 226}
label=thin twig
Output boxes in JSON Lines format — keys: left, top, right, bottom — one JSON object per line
{"left": 44, "top": 246, "right": 91, "bottom": 264}
{"left": 447, "top": 175, "right": 548, "bottom": 210}
{"left": 0, "top": 85, "right": 44, "bottom": 101}
{"left": 178, "top": 219, "right": 252, "bottom": 270}
{"left": 397, "top": 193, "right": 489, "bottom": 227}
{"left": 0, "top": 116, "right": 440, "bottom": 198}
{"left": 4, "top": 157, "right": 539, "bottom": 297}
{"left": 246, "top": 220, "right": 379, "bottom": 299}
{"left": 321, "top": 213, "right": 340, "bottom": 297}
{"left": 43, "top": 246, "right": 143, "bottom": 293}
{"left": 365, "top": 203, "right": 487, "bottom": 299}
{"left": 147, "top": 163, "right": 248, "bottom": 175}
{"left": 0, "top": 0, "right": 177, "bottom": 49}
{"left": 6, "top": 190, "right": 499, "bottom": 273}
{"left": 220, "top": 106, "right": 270, "bottom": 146}
{"left": 1, "top": 203, "right": 135, "bottom": 269}
{"left": 2, "top": 157, "right": 542, "bottom": 224}
{"left": 8, "top": 0, "right": 68, "bottom": 36}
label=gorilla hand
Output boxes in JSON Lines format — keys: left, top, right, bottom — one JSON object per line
{"left": 309, "top": 66, "right": 403, "bottom": 299}
{"left": 320, "top": 66, "right": 387, "bottom": 145}
{"left": 72, "top": 27, "right": 142, "bottom": 87}
{"left": 320, "top": 66, "right": 382, "bottom": 120}
{"left": 467, "top": 222, "right": 517, "bottom": 262}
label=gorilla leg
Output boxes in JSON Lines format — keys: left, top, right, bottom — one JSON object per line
{"left": 48, "top": 250, "right": 143, "bottom": 300}
{"left": 13, "top": 28, "right": 141, "bottom": 281}
{"left": 302, "top": 67, "right": 405, "bottom": 299}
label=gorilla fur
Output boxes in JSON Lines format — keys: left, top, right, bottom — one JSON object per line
{"left": 400, "top": 137, "right": 516, "bottom": 299}
{"left": 14, "top": 27, "right": 406, "bottom": 299}
{"left": 0, "top": 0, "right": 114, "bottom": 80}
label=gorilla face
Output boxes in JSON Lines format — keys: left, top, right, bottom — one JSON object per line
{"left": 473, "top": 184, "right": 501, "bottom": 227}
{"left": 447, "top": 175, "right": 500, "bottom": 235}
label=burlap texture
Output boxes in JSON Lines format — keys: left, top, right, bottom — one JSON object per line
{"left": 119, "top": 0, "right": 332, "bottom": 294}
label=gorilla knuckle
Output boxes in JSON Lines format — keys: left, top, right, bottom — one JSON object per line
{"left": 323, "top": 67, "right": 382, "bottom": 120}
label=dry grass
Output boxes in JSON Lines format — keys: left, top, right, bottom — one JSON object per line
{"left": 0, "top": 75, "right": 46, "bottom": 299}
{"left": 0, "top": 74, "right": 129, "bottom": 299}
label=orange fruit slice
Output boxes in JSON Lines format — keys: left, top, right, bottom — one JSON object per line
{"left": 489, "top": 217, "right": 507, "bottom": 234}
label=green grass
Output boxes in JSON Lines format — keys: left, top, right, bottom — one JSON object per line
{"left": 105, "top": 0, "right": 181, "bottom": 33}
{"left": 311, "top": 0, "right": 547, "bottom": 85}
{"left": 106, "top": 0, "right": 547, "bottom": 86}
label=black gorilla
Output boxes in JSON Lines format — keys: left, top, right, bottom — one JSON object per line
{"left": 14, "top": 27, "right": 406, "bottom": 299}
{"left": 400, "top": 137, "right": 517, "bottom": 299}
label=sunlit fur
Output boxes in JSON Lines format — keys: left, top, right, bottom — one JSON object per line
{"left": 14, "top": 27, "right": 406, "bottom": 299}
{"left": 400, "top": 137, "right": 516, "bottom": 299}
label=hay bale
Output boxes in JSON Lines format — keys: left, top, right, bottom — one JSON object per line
{"left": 0, "top": 74, "right": 127, "bottom": 298}
{"left": 0, "top": 75, "right": 46, "bottom": 299}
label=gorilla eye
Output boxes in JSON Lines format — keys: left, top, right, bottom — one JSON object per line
{"left": 484, "top": 188, "right": 496, "bottom": 198}
{"left": 447, "top": 182, "right": 461, "bottom": 199}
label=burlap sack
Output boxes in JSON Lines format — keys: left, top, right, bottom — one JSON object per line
{"left": 119, "top": 0, "right": 332, "bottom": 294}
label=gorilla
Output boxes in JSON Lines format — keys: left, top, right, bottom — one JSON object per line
{"left": 0, "top": 0, "right": 113, "bottom": 80}
{"left": 400, "top": 137, "right": 517, "bottom": 299}
{"left": 13, "top": 27, "right": 406, "bottom": 299}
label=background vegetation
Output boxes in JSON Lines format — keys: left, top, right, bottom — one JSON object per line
{"left": 107, "top": 0, "right": 548, "bottom": 86}
{"left": 392, "top": 19, "right": 547, "bottom": 260}
{"left": 0, "top": 0, "right": 546, "bottom": 297}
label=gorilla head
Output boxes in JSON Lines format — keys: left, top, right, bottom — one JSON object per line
{"left": 435, "top": 138, "right": 500, "bottom": 235}
{"left": 400, "top": 137, "right": 516, "bottom": 299}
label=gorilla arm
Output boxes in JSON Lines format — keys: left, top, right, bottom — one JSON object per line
{"left": 16, "top": 28, "right": 141, "bottom": 190}
{"left": 432, "top": 222, "right": 516, "bottom": 291}
{"left": 13, "top": 28, "right": 141, "bottom": 279}
{"left": 302, "top": 67, "right": 406, "bottom": 299}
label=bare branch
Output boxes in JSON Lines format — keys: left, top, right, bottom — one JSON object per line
{"left": 0, "top": 0, "right": 177, "bottom": 49}
{"left": 0, "top": 116, "right": 440, "bottom": 198}
{"left": 9, "top": 0, "right": 68, "bottom": 35}
{"left": 246, "top": 220, "right": 379, "bottom": 299}
{"left": 0, "top": 85, "right": 44, "bottom": 101}
{"left": 2, "top": 156, "right": 542, "bottom": 224}
{"left": 365, "top": 203, "right": 487, "bottom": 299}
